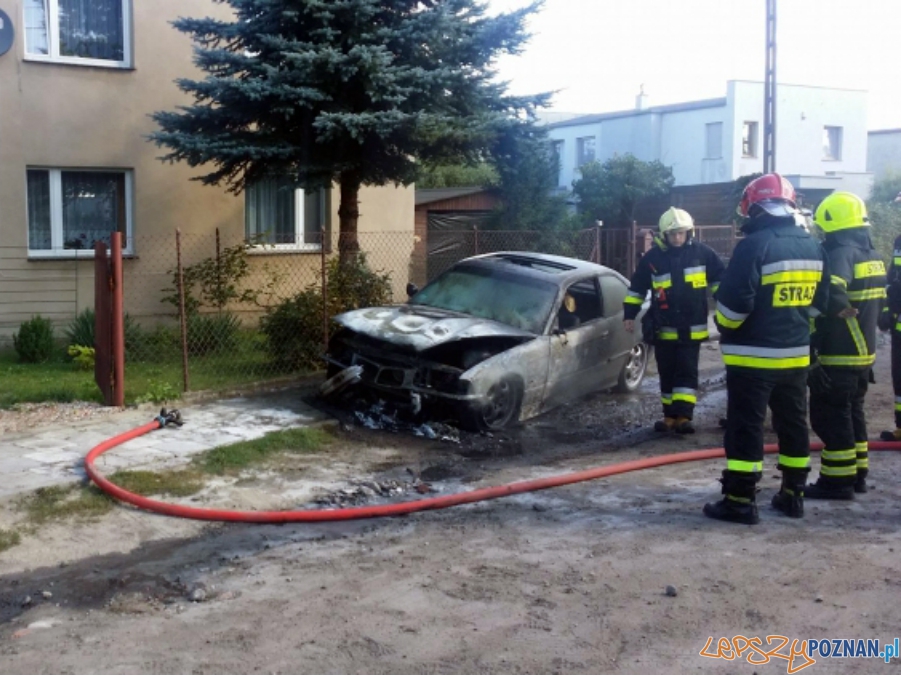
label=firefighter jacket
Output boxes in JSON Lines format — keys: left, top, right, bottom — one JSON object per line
{"left": 714, "top": 215, "right": 829, "bottom": 374}
{"left": 623, "top": 236, "right": 725, "bottom": 343}
{"left": 814, "top": 229, "right": 885, "bottom": 369}
{"left": 885, "top": 234, "right": 901, "bottom": 331}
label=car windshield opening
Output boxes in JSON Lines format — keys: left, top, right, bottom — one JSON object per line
{"left": 410, "top": 266, "right": 557, "bottom": 333}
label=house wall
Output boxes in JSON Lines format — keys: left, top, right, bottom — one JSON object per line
{"left": 0, "top": 0, "right": 412, "bottom": 339}
{"left": 729, "top": 80, "right": 868, "bottom": 180}
{"left": 868, "top": 129, "right": 901, "bottom": 181}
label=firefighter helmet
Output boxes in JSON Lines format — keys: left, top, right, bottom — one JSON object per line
{"left": 737, "top": 173, "right": 798, "bottom": 218}
{"left": 814, "top": 191, "right": 869, "bottom": 232}
{"left": 659, "top": 207, "right": 695, "bottom": 234}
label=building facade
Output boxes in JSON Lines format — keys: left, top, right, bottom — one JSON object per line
{"left": 547, "top": 80, "right": 872, "bottom": 200}
{"left": 867, "top": 129, "right": 901, "bottom": 182}
{"left": 0, "top": 0, "right": 413, "bottom": 339}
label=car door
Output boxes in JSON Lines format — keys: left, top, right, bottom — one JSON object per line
{"left": 596, "top": 273, "right": 639, "bottom": 386}
{"left": 544, "top": 277, "right": 614, "bottom": 407}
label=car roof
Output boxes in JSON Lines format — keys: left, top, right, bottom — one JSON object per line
{"left": 458, "top": 251, "right": 624, "bottom": 285}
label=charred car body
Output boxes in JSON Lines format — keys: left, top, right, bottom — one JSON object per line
{"left": 322, "top": 252, "right": 650, "bottom": 431}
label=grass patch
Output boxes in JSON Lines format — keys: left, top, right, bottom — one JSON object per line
{"left": 194, "top": 427, "right": 331, "bottom": 474}
{"left": 0, "top": 529, "right": 21, "bottom": 552}
{"left": 16, "top": 484, "right": 115, "bottom": 525}
{"left": 108, "top": 469, "right": 205, "bottom": 498}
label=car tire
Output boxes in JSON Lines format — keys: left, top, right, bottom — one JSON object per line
{"left": 459, "top": 376, "right": 523, "bottom": 432}
{"left": 614, "top": 341, "right": 650, "bottom": 393}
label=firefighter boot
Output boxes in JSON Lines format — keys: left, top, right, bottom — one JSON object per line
{"left": 703, "top": 471, "right": 760, "bottom": 525}
{"left": 654, "top": 417, "right": 676, "bottom": 433}
{"left": 674, "top": 417, "right": 695, "bottom": 434}
{"left": 805, "top": 476, "right": 855, "bottom": 501}
{"left": 771, "top": 470, "right": 807, "bottom": 518}
{"left": 880, "top": 428, "right": 901, "bottom": 442}
{"left": 854, "top": 468, "right": 868, "bottom": 494}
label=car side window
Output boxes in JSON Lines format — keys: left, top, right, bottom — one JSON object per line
{"left": 558, "top": 279, "right": 603, "bottom": 329}
{"left": 599, "top": 274, "right": 627, "bottom": 318}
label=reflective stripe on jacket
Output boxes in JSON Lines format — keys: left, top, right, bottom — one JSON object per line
{"left": 623, "top": 237, "right": 725, "bottom": 343}
{"left": 715, "top": 216, "right": 829, "bottom": 375}
{"left": 815, "top": 229, "right": 885, "bottom": 368}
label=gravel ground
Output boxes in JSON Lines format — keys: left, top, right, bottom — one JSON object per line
{"left": 0, "top": 402, "right": 124, "bottom": 436}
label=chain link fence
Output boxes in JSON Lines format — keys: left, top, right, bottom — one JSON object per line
{"left": 0, "top": 224, "right": 738, "bottom": 399}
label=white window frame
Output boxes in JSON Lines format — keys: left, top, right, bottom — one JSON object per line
{"left": 823, "top": 126, "right": 843, "bottom": 161}
{"left": 246, "top": 186, "right": 327, "bottom": 253}
{"left": 26, "top": 167, "right": 134, "bottom": 259}
{"left": 705, "top": 122, "right": 723, "bottom": 159}
{"left": 23, "top": 0, "right": 133, "bottom": 69}
{"left": 742, "top": 121, "right": 758, "bottom": 158}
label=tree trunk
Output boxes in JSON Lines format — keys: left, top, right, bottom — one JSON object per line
{"left": 338, "top": 174, "right": 361, "bottom": 264}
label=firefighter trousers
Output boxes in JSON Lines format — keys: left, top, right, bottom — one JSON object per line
{"left": 654, "top": 341, "right": 700, "bottom": 419}
{"left": 809, "top": 367, "right": 869, "bottom": 486}
{"left": 723, "top": 368, "right": 810, "bottom": 480}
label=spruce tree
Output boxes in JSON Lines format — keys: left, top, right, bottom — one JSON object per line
{"left": 150, "top": 0, "right": 549, "bottom": 260}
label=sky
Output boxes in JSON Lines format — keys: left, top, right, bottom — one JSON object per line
{"left": 488, "top": 0, "right": 901, "bottom": 130}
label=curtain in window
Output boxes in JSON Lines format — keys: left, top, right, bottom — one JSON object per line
{"left": 245, "top": 178, "right": 297, "bottom": 244}
{"left": 61, "top": 171, "right": 125, "bottom": 249}
{"left": 303, "top": 189, "right": 323, "bottom": 245}
{"left": 27, "top": 170, "right": 52, "bottom": 250}
{"left": 24, "top": 0, "right": 50, "bottom": 55}
{"left": 58, "top": 0, "right": 123, "bottom": 61}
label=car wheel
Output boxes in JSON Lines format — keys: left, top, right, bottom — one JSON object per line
{"left": 614, "top": 341, "right": 650, "bottom": 393}
{"left": 460, "top": 376, "right": 523, "bottom": 432}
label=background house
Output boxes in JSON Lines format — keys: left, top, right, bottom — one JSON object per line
{"left": 546, "top": 80, "right": 873, "bottom": 211}
{"left": 0, "top": 0, "right": 413, "bottom": 341}
{"left": 867, "top": 129, "right": 901, "bottom": 182}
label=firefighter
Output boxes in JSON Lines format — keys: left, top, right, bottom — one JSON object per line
{"left": 704, "top": 173, "right": 829, "bottom": 524}
{"left": 801, "top": 192, "right": 885, "bottom": 499}
{"left": 623, "top": 207, "right": 725, "bottom": 434}
{"left": 879, "top": 231, "right": 901, "bottom": 442}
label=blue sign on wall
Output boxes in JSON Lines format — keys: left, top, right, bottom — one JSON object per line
{"left": 0, "top": 9, "right": 13, "bottom": 57}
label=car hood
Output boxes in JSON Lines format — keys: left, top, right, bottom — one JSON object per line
{"left": 333, "top": 306, "right": 536, "bottom": 352}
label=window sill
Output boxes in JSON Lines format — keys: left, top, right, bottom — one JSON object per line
{"left": 24, "top": 54, "right": 133, "bottom": 70}
{"left": 28, "top": 250, "right": 136, "bottom": 260}
{"left": 822, "top": 158, "right": 842, "bottom": 162}
{"left": 742, "top": 154, "right": 757, "bottom": 159}
{"left": 246, "top": 244, "right": 323, "bottom": 256}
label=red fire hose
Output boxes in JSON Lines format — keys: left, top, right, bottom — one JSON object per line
{"left": 84, "top": 416, "right": 901, "bottom": 523}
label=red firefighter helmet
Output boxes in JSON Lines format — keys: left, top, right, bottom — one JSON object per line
{"left": 737, "top": 173, "right": 798, "bottom": 218}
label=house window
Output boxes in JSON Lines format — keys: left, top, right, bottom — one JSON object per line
{"left": 245, "top": 177, "right": 326, "bottom": 250}
{"left": 576, "top": 136, "right": 596, "bottom": 167}
{"left": 24, "top": 0, "right": 131, "bottom": 67}
{"left": 26, "top": 168, "right": 133, "bottom": 257}
{"left": 705, "top": 122, "right": 723, "bottom": 159}
{"left": 742, "top": 121, "right": 758, "bottom": 157}
{"left": 823, "top": 126, "right": 843, "bottom": 160}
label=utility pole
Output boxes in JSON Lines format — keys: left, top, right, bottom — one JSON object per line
{"left": 763, "top": 0, "right": 777, "bottom": 173}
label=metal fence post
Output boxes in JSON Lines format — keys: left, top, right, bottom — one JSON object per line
{"left": 594, "top": 224, "right": 601, "bottom": 264}
{"left": 321, "top": 225, "right": 329, "bottom": 360}
{"left": 110, "top": 232, "right": 125, "bottom": 407}
{"left": 473, "top": 225, "right": 479, "bottom": 256}
{"left": 176, "top": 229, "right": 190, "bottom": 393}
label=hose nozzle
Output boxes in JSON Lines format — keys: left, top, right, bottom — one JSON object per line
{"left": 157, "top": 408, "right": 184, "bottom": 428}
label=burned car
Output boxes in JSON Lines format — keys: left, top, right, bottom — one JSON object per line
{"left": 322, "top": 252, "right": 650, "bottom": 431}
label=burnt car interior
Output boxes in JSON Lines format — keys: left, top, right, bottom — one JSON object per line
{"left": 557, "top": 279, "right": 603, "bottom": 330}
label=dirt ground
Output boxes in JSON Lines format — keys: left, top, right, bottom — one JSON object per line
{"left": 2, "top": 340, "right": 901, "bottom": 674}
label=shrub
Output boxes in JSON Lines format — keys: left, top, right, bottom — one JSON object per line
{"left": 65, "top": 308, "right": 145, "bottom": 358}
{"left": 186, "top": 312, "right": 241, "bottom": 356}
{"left": 67, "top": 345, "right": 96, "bottom": 371}
{"left": 261, "top": 254, "right": 392, "bottom": 370}
{"left": 261, "top": 289, "right": 324, "bottom": 370}
{"left": 13, "top": 316, "right": 56, "bottom": 363}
